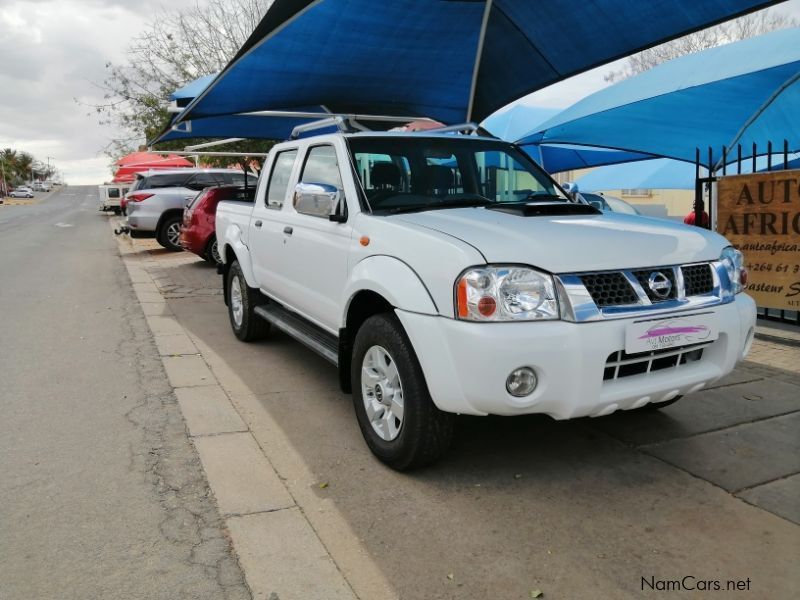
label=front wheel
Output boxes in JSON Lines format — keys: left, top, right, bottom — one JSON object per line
{"left": 227, "top": 261, "right": 270, "bottom": 342}
{"left": 157, "top": 215, "right": 183, "bottom": 251}
{"left": 351, "top": 313, "right": 454, "bottom": 470}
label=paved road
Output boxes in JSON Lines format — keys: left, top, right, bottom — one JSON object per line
{"left": 0, "top": 187, "right": 249, "bottom": 599}
{"left": 123, "top": 228, "right": 800, "bottom": 599}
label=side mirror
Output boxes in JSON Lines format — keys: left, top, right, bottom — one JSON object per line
{"left": 293, "top": 182, "right": 346, "bottom": 221}
{"left": 588, "top": 200, "right": 604, "bottom": 211}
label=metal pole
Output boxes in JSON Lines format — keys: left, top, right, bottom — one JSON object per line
{"left": 784, "top": 139, "right": 789, "bottom": 170}
{"left": 694, "top": 148, "right": 702, "bottom": 228}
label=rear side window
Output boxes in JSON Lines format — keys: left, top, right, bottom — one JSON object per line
{"left": 226, "top": 187, "right": 256, "bottom": 203}
{"left": 186, "top": 172, "right": 224, "bottom": 191}
{"left": 266, "top": 150, "right": 298, "bottom": 209}
{"left": 220, "top": 172, "right": 258, "bottom": 187}
{"left": 142, "top": 173, "right": 192, "bottom": 189}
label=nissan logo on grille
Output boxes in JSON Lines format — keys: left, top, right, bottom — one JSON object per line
{"left": 647, "top": 272, "right": 672, "bottom": 299}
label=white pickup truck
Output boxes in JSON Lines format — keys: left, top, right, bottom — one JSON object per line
{"left": 216, "top": 131, "right": 755, "bottom": 470}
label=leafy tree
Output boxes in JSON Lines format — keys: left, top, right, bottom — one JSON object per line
{"left": 0, "top": 149, "right": 53, "bottom": 193}
{"left": 605, "top": 9, "right": 797, "bottom": 82}
{"left": 84, "top": 0, "right": 273, "bottom": 163}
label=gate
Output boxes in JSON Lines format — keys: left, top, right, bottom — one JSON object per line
{"left": 694, "top": 140, "right": 799, "bottom": 326}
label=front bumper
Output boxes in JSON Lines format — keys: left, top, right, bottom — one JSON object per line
{"left": 396, "top": 294, "right": 756, "bottom": 418}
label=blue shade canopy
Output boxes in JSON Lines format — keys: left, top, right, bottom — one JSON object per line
{"left": 576, "top": 153, "right": 800, "bottom": 192}
{"left": 152, "top": 111, "right": 331, "bottom": 145}
{"left": 483, "top": 105, "right": 654, "bottom": 171}
{"left": 175, "top": 0, "right": 778, "bottom": 129}
{"left": 520, "top": 27, "right": 800, "bottom": 167}
{"left": 154, "top": 74, "right": 330, "bottom": 145}
{"left": 482, "top": 105, "right": 559, "bottom": 142}
{"left": 171, "top": 74, "right": 216, "bottom": 106}
{"left": 577, "top": 159, "right": 699, "bottom": 191}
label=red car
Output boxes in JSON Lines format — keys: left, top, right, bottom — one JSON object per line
{"left": 180, "top": 185, "right": 256, "bottom": 264}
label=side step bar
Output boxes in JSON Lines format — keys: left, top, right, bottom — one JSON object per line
{"left": 254, "top": 304, "right": 339, "bottom": 366}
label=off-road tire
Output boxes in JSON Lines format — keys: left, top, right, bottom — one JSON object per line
{"left": 156, "top": 215, "right": 183, "bottom": 251}
{"left": 351, "top": 313, "right": 455, "bottom": 470}
{"left": 227, "top": 260, "right": 271, "bottom": 342}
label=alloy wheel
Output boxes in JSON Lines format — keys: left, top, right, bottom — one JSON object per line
{"left": 361, "top": 345, "right": 404, "bottom": 441}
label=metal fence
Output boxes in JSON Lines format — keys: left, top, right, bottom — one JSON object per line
{"left": 694, "top": 140, "right": 799, "bottom": 326}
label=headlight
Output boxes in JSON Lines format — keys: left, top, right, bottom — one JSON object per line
{"left": 456, "top": 266, "right": 559, "bottom": 321}
{"left": 720, "top": 247, "right": 747, "bottom": 294}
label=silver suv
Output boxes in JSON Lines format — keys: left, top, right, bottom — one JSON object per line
{"left": 125, "top": 168, "right": 257, "bottom": 250}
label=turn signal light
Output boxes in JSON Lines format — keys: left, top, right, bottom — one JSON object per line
{"left": 129, "top": 193, "right": 153, "bottom": 202}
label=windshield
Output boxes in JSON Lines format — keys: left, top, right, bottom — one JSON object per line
{"left": 347, "top": 137, "right": 567, "bottom": 213}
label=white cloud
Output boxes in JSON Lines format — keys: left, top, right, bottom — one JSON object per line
{"left": 0, "top": 0, "right": 197, "bottom": 184}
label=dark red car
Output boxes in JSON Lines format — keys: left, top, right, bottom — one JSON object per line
{"left": 180, "top": 185, "right": 256, "bottom": 264}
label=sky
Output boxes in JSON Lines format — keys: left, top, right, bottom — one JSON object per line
{"left": 1, "top": 0, "right": 798, "bottom": 185}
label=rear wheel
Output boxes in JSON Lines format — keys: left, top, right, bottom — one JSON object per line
{"left": 205, "top": 235, "right": 222, "bottom": 265}
{"left": 351, "top": 313, "right": 454, "bottom": 470}
{"left": 157, "top": 215, "right": 183, "bottom": 251}
{"left": 227, "top": 261, "right": 270, "bottom": 342}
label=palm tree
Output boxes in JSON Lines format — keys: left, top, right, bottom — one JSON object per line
{"left": 16, "top": 152, "right": 34, "bottom": 184}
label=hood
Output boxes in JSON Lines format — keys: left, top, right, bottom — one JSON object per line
{"left": 395, "top": 207, "right": 728, "bottom": 273}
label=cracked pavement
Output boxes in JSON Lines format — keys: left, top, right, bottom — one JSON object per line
{"left": 0, "top": 187, "right": 250, "bottom": 599}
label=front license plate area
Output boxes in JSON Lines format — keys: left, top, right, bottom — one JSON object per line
{"left": 625, "top": 313, "right": 718, "bottom": 354}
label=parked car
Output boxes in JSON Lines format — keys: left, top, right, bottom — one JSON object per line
{"left": 581, "top": 192, "right": 641, "bottom": 215}
{"left": 181, "top": 185, "right": 256, "bottom": 264}
{"left": 99, "top": 184, "right": 130, "bottom": 214}
{"left": 125, "top": 168, "right": 257, "bottom": 250}
{"left": 9, "top": 186, "right": 34, "bottom": 198}
{"left": 216, "top": 131, "right": 755, "bottom": 470}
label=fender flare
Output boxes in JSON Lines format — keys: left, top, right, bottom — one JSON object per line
{"left": 220, "top": 224, "right": 258, "bottom": 289}
{"left": 342, "top": 255, "right": 438, "bottom": 326}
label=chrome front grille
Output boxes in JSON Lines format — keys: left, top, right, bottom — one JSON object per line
{"left": 632, "top": 268, "right": 678, "bottom": 302}
{"left": 580, "top": 272, "right": 639, "bottom": 307}
{"left": 682, "top": 264, "right": 714, "bottom": 296}
{"left": 603, "top": 343, "right": 710, "bottom": 381}
{"left": 557, "top": 261, "right": 728, "bottom": 322}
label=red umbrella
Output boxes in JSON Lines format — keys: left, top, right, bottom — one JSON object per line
{"left": 113, "top": 152, "right": 193, "bottom": 181}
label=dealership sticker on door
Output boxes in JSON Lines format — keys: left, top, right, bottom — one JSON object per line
{"left": 625, "top": 313, "right": 718, "bottom": 354}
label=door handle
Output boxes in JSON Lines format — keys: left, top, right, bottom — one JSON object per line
{"left": 283, "top": 226, "right": 293, "bottom": 235}
{"left": 254, "top": 220, "right": 262, "bottom": 227}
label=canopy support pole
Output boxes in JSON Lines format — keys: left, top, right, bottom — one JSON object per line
{"left": 466, "top": 0, "right": 493, "bottom": 123}
{"left": 146, "top": 150, "right": 269, "bottom": 158}
{"left": 716, "top": 70, "right": 800, "bottom": 171}
{"left": 184, "top": 138, "right": 244, "bottom": 151}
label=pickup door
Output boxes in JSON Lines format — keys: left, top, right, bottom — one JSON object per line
{"left": 249, "top": 143, "right": 354, "bottom": 332}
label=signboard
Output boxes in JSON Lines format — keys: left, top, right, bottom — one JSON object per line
{"left": 716, "top": 170, "right": 800, "bottom": 310}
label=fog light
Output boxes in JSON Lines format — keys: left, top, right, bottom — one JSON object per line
{"left": 506, "top": 367, "right": 537, "bottom": 397}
